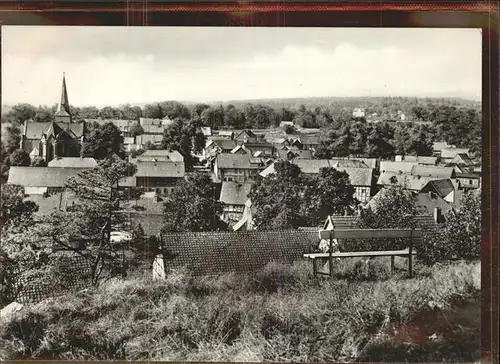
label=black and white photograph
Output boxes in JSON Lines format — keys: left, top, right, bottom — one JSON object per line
{"left": 0, "top": 26, "right": 482, "bottom": 361}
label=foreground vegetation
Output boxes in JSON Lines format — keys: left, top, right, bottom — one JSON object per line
{"left": 0, "top": 259, "right": 480, "bottom": 362}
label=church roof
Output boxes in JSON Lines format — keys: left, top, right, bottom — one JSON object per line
{"left": 22, "top": 121, "right": 84, "bottom": 140}
{"left": 56, "top": 73, "right": 71, "bottom": 119}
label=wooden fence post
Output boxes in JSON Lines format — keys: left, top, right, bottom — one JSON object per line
{"left": 390, "top": 256, "right": 395, "bottom": 273}
{"left": 408, "top": 228, "right": 413, "bottom": 278}
{"left": 328, "top": 230, "right": 333, "bottom": 278}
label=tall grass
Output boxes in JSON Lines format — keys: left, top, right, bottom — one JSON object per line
{"left": 0, "top": 260, "right": 480, "bottom": 362}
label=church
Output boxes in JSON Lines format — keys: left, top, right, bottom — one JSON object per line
{"left": 19, "top": 74, "right": 85, "bottom": 162}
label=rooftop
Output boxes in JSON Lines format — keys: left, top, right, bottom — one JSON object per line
{"left": 8, "top": 167, "right": 86, "bottom": 187}
{"left": 47, "top": 157, "right": 98, "bottom": 168}
{"left": 219, "top": 181, "right": 254, "bottom": 206}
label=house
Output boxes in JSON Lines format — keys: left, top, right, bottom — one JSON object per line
{"left": 455, "top": 172, "right": 481, "bottom": 190}
{"left": 20, "top": 74, "right": 85, "bottom": 163}
{"left": 240, "top": 142, "right": 276, "bottom": 157}
{"left": 135, "top": 134, "right": 163, "bottom": 149}
{"left": 395, "top": 155, "right": 438, "bottom": 165}
{"left": 230, "top": 145, "right": 249, "bottom": 155}
{"left": 203, "top": 139, "right": 239, "bottom": 159}
{"left": 233, "top": 199, "right": 256, "bottom": 231}
{"left": 297, "top": 135, "right": 321, "bottom": 150}
{"left": 121, "top": 136, "right": 137, "bottom": 152}
{"left": 234, "top": 130, "right": 257, "bottom": 142}
{"left": 260, "top": 159, "right": 373, "bottom": 203}
{"left": 139, "top": 117, "right": 163, "bottom": 126}
{"left": 280, "top": 121, "right": 295, "bottom": 128}
{"left": 139, "top": 149, "right": 184, "bottom": 162}
{"left": 154, "top": 230, "right": 318, "bottom": 276}
{"left": 410, "top": 165, "right": 455, "bottom": 179}
{"left": 217, "top": 130, "right": 235, "bottom": 140}
{"left": 201, "top": 127, "right": 212, "bottom": 137}
{"left": 122, "top": 158, "right": 186, "bottom": 196}
{"left": 141, "top": 124, "right": 165, "bottom": 135}
{"left": 219, "top": 182, "right": 254, "bottom": 226}
{"left": 352, "top": 108, "right": 366, "bottom": 118}
{"left": 7, "top": 166, "right": 86, "bottom": 195}
{"left": 86, "top": 119, "right": 137, "bottom": 135}
{"left": 450, "top": 153, "right": 474, "bottom": 166}
{"left": 47, "top": 157, "right": 98, "bottom": 168}
{"left": 440, "top": 147, "right": 471, "bottom": 163}
{"left": 364, "top": 188, "right": 451, "bottom": 224}
{"left": 214, "top": 154, "right": 266, "bottom": 183}
{"left": 379, "top": 161, "right": 416, "bottom": 174}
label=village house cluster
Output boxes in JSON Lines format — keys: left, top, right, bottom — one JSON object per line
{"left": 6, "top": 75, "right": 482, "bottom": 234}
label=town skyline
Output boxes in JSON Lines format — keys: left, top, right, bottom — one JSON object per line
{"left": 2, "top": 26, "right": 481, "bottom": 107}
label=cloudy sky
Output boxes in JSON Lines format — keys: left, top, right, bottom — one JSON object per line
{"left": 2, "top": 26, "right": 481, "bottom": 107}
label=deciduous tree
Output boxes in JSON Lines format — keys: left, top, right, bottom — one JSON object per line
{"left": 162, "top": 173, "right": 227, "bottom": 233}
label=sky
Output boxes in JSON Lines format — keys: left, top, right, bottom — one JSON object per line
{"left": 2, "top": 26, "right": 482, "bottom": 107}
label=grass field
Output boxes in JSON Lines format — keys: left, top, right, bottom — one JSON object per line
{"left": 0, "top": 259, "right": 480, "bottom": 361}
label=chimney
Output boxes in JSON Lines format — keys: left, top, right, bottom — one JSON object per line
{"left": 433, "top": 207, "right": 442, "bottom": 223}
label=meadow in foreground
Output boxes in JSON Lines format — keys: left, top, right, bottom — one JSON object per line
{"left": 0, "top": 259, "right": 480, "bottom": 362}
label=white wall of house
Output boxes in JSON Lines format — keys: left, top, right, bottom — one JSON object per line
{"left": 25, "top": 187, "right": 48, "bottom": 195}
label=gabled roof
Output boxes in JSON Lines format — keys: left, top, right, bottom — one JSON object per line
{"left": 48, "top": 157, "right": 98, "bottom": 168}
{"left": 135, "top": 134, "right": 163, "bottom": 145}
{"left": 441, "top": 147, "right": 470, "bottom": 159}
{"left": 432, "top": 141, "right": 453, "bottom": 151}
{"left": 141, "top": 149, "right": 184, "bottom": 162}
{"left": 230, "top": 145, "right": 249, "bottom": 154}
{"left": 331, "top": 159, "right": 369, "bottom": 168}
{"left": 420, "top": 179, "right": 455, "bottom": 198}
{"left": 142, "top": 124, "right": 165, "bottom": 134}
{"left": 216, "top": 153, "right": 265, "bottom": 169}
{"left": 132, "top": 160, "right": 185, "bottom": 178}
{"left": 402, "top": 155, "right": 438, "bottom": 165}
{"left": 451, "top": 153, "right": 474, "bottom": 166}
{"left": 298, "top": 135, "right": 320, "bottom": 145}
{"left": 8, "top": 167, "right": 86, "bottom": 187}
{"left": 22, "top": 121, "right": 84, "bottom": 140}
{"left": 159, "top": 230, "right": 318, "bottom": 276}
{"left": 333, "top": 167, "right": 373, "bottom": 187}
{"left": 218, "top": 130, "right": 235, "bottom": 137}
{"left": 219, "top": 181, "right": 254, "bottom": 206}
{"left": 377, "top": 171, "right": 407, "bottom": 186}
{"left": 324, "top": 214, "right": 439, "bottom": 234}
{"left": 201, "top": 127, "right": 212, "bottom": 136}
{"left": 211, "top": 139, "right": 238, "bottom": 151}
{"left": 410, "top": 165, "right": 454, "bottom": 179}
{"left": 234, "top": 129, "right": 257, "bottom": 140}
{"left": 380, "top": 161, "right": 415, "bottom": 173}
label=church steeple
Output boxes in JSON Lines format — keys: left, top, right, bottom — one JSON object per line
{"left": 54, "top": 72, "right": 72, "bottom": 123}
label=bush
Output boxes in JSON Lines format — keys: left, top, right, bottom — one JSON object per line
{"left": 419, "top": 191, "right": 480, "bottom": 264}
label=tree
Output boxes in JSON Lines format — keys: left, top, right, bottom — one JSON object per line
{"left": 162, "top": 173, "right": 227, "bottom": 233}
{"left": 2, "top": 158, "right": 140, "bottom": 286}
{"left": 250, "top": 160, "right": 308, "bottom": 230}
{"left": 99, "top": 106, "right": 122, "bottom": 119}
{"left": 159, "top": 101, "right": 191, "bottom": 120}
{"left": 33, "top": 106, "right": 53, "bottom": 123}
{"left": 352, "top": 186, "right": 422, "bottom": 251}
{"left": 121, "top": 104, "right": 143, "bottom": 121}
{"left": 3, "top": 103, "right": 36, "bottom": 126}
{"left": 365, "top": 122, "right": 396, "bottom": 158}
{"left": 303, "top": 167, "right": 357, "bottom": 226}
{"left": 81, "top": 122, "right": 125, "bottom": 159}
{"left": 421, "top": 191, "right": 481, "bottom": 264}
{"left": 5, "top": 125, "right": 21, "bottom": 154}
{"left": 62, "top": 157, "right": 139, "bottom": 283}
{"left": 9, "top": 149, "right": 31, "bottom": 166}
{"left": 128, "top": 123, "right": 144, "bottom": 137}
{"left": 0, "top": 184, "right": 38, "bottom": 233}
{"left": 31, "top": 157, "right": 48, "bottom": 167}
{"left": 143, "top": 103, "right": 163, "bottom": 119}
{"left": 79, "top": 106, "right": 100, "bottom": 119}
{"left": 161, "top": 118, "right": 205, "bottom": 169}
{"left": 201, "top": 105, "right": 225, "bottom": 129}
{"left": 283, "top": 124, "right": 297, "bottom": 134}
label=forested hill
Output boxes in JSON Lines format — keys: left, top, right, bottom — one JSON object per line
{"left": 214, "top": 96, "right": 480, "bottom": 113}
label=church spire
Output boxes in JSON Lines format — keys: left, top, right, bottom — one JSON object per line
{"left": 55, "top": 72, "right": 72, "bottom": 123}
